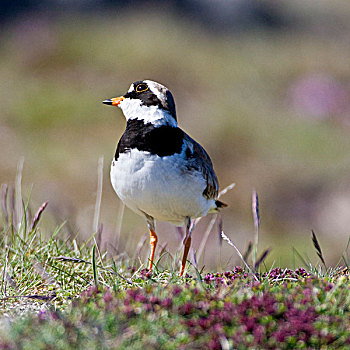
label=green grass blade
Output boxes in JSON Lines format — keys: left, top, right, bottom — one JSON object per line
{"left": 92, "top": 245, "right": 98, "bottom": 288}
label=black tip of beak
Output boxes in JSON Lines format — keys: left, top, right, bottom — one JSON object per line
{"left": 103, "top": 99, "right": 113, "bottom": 105}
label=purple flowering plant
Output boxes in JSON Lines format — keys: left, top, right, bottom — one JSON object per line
{"left": 0, "top": 267, "right": 348, "bottom": 350}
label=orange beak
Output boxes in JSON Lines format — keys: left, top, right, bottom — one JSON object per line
{"left": 102, "top": 96, "right": 125, "bottom": 106}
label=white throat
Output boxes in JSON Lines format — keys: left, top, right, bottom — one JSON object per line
{"left": 119, "top": 98, "right": 177, "bottom": 127}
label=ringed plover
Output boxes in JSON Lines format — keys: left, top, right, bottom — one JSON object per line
{"left": 103, "top": 80, "right": 226, "bottom": 276}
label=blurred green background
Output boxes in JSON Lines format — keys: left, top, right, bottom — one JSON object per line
{"left": 1, "top": 0, "right": 350, "bottom": 270}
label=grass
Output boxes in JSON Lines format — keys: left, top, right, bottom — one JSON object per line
{"left": 0, "top": 181, "right": 349, "bottom": 349}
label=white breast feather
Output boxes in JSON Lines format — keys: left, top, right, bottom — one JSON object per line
{"left": 110, "top": 147, "right": 214, "bottom": 225}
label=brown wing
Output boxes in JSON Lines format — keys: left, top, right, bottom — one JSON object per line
{"left": 183, "top": 133, "right": 219, "bottom": 200}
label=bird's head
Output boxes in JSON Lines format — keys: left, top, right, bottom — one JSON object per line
{"left": 103, "top": 80, "right": 177, "bottom": 127}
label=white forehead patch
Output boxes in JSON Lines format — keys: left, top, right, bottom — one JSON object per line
{"left": 128, "top": 83, "right": 134, "bottom": 93}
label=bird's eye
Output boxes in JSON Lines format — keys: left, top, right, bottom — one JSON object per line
{"left": 135, "top": 83, "right": 148, "bottom": 93}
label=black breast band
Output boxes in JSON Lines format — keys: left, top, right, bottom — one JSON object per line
{"left": 115, "top": 119, "right": 184, "bottom": 160}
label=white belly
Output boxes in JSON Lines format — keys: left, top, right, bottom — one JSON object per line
{"left": 110, "top": 149, "right": 214, "bottom": 225}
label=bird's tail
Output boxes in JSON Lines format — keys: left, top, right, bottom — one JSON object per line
{"left": 209, "top": 200, "right": 228, "bottom": 213}
{"left": 215, "top": 200, "right": 227, "bottom": 209}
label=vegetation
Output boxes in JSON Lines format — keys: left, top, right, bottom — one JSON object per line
{"left": 0, "top": 3, "right": 350, "bottom": 348}
{"left": 1, "top": 274, "right": 349, "bottom": 349}
{"left": 0, "top": 185, "right": 348, "bottom": 349}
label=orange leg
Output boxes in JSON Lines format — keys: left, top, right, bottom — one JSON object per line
{"left": 148, "top": 229, "right": 158, "bottom": 271}
{"left": 180, "top": 235, "right": 191, "bottom": 276}
{"left": 180, "top": 217, "right": 192, "bottom": 276}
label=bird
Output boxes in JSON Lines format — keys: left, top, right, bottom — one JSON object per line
{"left": 103, "top": 80, "right": 226, "bottom": 276}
